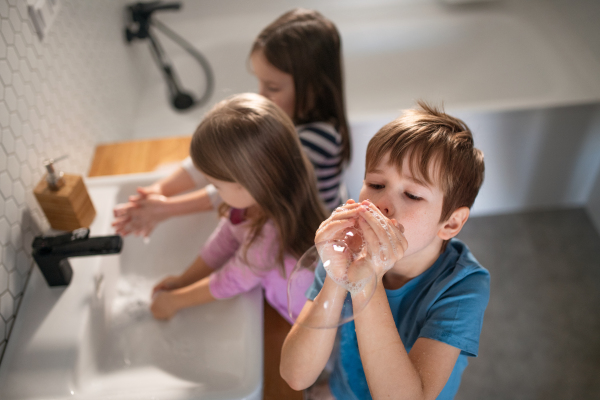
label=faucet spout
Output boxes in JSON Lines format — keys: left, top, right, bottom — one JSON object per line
{"left": 32, "top": 228, "right": 123, "bottom": 287}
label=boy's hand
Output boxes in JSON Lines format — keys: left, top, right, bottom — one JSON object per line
{"left": 315, "top": 199, "right": 362, "bottom": 243}
{"left": 150, "top": 291, "right": 179, "bottom": 320}
{"left": 315, "top": 200, "right": 370, "bottom": 284}
{"left": 356, "top": 200, "right": 408, "bottom": 279}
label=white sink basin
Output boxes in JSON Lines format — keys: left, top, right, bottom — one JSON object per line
{"left": 0, "top": 172, "right": 263, "bottom": 400}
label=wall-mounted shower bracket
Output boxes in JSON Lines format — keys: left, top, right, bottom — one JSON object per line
{"left": 28, "top": 0, "right": 61, "bottom": 41}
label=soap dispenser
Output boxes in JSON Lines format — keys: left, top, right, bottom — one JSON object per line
{"left": 33, "top": 156, "right": 96, "bottom": 231}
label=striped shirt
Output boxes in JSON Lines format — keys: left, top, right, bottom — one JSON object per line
{"left": 297, "top": 122, "right": 345, "bottom": 211}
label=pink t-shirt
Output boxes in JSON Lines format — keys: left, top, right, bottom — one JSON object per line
{"left": 200, "top": 216, "right": 314, "bottom": 324}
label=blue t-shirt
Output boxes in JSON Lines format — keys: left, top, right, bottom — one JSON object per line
{"left": 306, "top": 238, "right": 490, "bottom": 400}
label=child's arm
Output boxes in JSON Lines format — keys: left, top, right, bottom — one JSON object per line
{"left": 147, "top": 166, "right": 198, "bottom": 197}
{"left": 280, "top": 275, "right": 347, "bottom": 390}
{"left": 354, "top": 202, "right": 460, "bottom": 399}
{"left": 152, "top": 254, "right": 215, "bottom": 294}
{"left": 112, "top": 164, "right": 220, "bottom": 237}
{"left": 150, "top": 254, "right": 216, "bottom": 320}
{"left": 113, "top": 188, "right": 215, "bottom": 236}
{"left": 151, "top": 275, "right": 215, "bottom": 320}
{"left": 280, "top": 201, "right": 364, "bottom": 389}
{"left": 354, "top": 283, "right": 460, "bottom": 400}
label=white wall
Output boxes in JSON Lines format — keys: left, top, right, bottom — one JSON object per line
{"left": 0, "top": 0, "right": 141, "bottom": 362}
{"left": 345, "top": 103, "right": 600, "bottom": 217}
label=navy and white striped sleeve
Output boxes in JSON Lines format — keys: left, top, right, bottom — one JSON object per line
{"left": 297, "top": 122, "right": 345, "bottom": 211}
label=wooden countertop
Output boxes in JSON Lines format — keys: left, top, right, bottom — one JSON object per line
{"left": 89, "top": 136, "right": 303, "bottom": 400}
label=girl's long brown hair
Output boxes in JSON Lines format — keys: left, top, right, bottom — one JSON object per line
{"left": 190, "top": 93, "right": 328, "bottom": 276}
{"left": 251, "top": 8, "right": 351, "bottom": 165}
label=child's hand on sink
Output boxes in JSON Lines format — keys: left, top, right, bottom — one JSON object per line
{"left": 150, "top": 290, "right": 180, "bottom": 320}
{"left": 151, "top": 275, "right": 187, "bottom": 320}
{"left": 152, "top": 275, "right": 184, "bottom": 295}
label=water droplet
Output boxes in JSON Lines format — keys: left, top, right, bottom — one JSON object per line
{"left": 380, "top": 250, "right": 387, "bottom": 262}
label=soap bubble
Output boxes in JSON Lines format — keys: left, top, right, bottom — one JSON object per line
{"left": 287, "top": 226, "right": 377, "bottom": 329}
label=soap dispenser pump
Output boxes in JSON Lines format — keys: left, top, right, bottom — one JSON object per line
{"left": 44, "top": 155, "right": 66, "bottom": 190}
{"left": 33, "top": 156, "right": 96, "bottom": 231}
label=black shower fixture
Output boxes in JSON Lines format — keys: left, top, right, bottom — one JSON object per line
{"left": 124, "top": 1, "right": 214, "bottom": 111}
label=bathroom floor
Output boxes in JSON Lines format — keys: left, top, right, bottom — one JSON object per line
{"left": 456, "top": 208, "right": 600, "bottom": 399}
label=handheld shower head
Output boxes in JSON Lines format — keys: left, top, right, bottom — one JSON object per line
{"left": 172, "top": 92, "right": 194, "bottom": 110}
{"left": 124, "top": 1, "right": 214, "bottom": 112}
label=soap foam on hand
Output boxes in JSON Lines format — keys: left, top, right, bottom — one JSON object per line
{"left": 287, "top": 213, "right": 380, "bottom": 328}
{"left": 364, "top": 205, "right": 399, "bottom": 271}
{"left": 102, "top": 274, "right": 198, "bottom": 368}
{"left": 110, "top": 276, "right": 155, "bottom": 328}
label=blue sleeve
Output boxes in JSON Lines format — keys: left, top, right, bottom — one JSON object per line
{"left": 419, "top": 269, "right": 490, "bottom": 357}
{"left": 305, "top": 261, "right": 327, "bottom": 301}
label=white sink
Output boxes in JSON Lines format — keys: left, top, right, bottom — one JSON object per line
{"left": 0, "top": 172, "right": 263, "bottom": 400}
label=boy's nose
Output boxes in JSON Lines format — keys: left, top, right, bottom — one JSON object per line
{"left": 373, "top": 197, "right": 394, "bottom": 219}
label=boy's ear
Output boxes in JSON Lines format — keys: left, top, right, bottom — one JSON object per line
{"left": 438, "top": 207, "right": 470, "bottom": 240}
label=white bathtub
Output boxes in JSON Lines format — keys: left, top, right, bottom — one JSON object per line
{"left": 127, "top": 0, "right": 600, "bottom": 216}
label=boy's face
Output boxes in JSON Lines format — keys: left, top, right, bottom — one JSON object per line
{"left": 359, "top": 152, "right": 446, "bottom": 258}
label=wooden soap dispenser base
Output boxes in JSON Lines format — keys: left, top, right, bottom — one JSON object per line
{"left": 34, "top": 156, "right": 96, "bottom": 231}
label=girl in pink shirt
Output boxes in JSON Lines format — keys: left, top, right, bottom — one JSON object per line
{"left": 150, "top": 93, "right": 328, "bottom": 323}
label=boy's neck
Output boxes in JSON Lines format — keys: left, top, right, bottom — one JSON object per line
{"left": 382, "top": 238, "right": 444, "bottom": 290}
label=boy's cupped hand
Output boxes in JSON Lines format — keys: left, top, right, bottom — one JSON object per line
{"left": 315, "top": 199, "right": 408, "bottom": 280}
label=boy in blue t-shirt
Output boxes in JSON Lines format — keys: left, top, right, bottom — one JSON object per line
{"left": 281, "top": 102, "right": 490, "bottom": 400}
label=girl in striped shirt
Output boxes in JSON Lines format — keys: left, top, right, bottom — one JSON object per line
{"left": 113, "top": 8, "right": 351, "bottom": 236}
{"left": 251, "top": 8, "right": 351, "bottom": 210}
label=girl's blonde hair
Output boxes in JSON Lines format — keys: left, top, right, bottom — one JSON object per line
{"left": 190, "top": 93, "right": 328, "bottom": 275}
{"left": 251, "top": 8, "right": 351, "bottom": 165}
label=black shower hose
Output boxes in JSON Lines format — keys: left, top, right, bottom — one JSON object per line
{"left": 151, "top": 18, "right": 215, "bottom": 109}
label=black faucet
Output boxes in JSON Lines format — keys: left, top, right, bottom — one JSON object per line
{"left": 32, "top": 228, "right": 123, "bottom": 287}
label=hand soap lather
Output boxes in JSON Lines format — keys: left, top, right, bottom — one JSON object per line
{"left": 34, "top": 156, "right": 96, "bottom": 231}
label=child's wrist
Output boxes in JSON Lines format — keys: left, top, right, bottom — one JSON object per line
{"left": 147, "top": 182, "right": 164, "bottom": 196}
{"left": 153, "top": 195, "right": 178, "bottom": 218}
{"left": 164, "top": 289, "right": 185, "bottom": 312}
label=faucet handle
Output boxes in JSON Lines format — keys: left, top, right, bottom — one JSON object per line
{"left": 71, "top": 227, "right": 90, "bottom": 240}
{"left": 32, "top": 228, "right": 91, "bottom": 251}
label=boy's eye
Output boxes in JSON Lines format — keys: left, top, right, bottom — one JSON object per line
{"left": 405, "top": 192, "right": 422, "bottom": 201}
{"left": 266, "top": 86, "right": 280, "bottom": 92}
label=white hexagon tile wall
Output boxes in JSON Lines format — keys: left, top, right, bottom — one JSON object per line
{"left": 0, "top": 0, "right": 141, "bottom": 363}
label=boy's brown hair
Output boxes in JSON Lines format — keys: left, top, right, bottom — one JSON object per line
{"left": 366, "top": 101, "right": 485, "bottom": 224}
{"left": 190, "top": 93, "right": 328, "bottom": 276}
{"left": 251, "top": 8, "right": 351, "bottom": 165}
